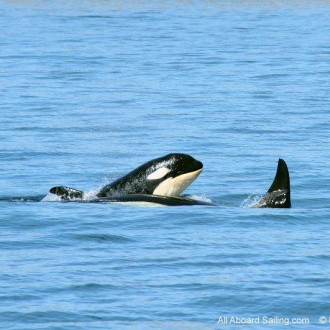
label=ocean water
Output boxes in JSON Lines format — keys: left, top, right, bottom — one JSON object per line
{"left": 1, "top": 1, "right": 330, "bottom": 329}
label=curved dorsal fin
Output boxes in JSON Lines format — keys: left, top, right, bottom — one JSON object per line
{"left": 254, "top": 159, "right": 291, "bottom": 208}
{"left": 267, "top": 159, "right": 290, "bottom": 194}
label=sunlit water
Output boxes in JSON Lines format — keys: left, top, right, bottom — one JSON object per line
{"left": 1, "top": 1, "right": 330, "bottom": 329}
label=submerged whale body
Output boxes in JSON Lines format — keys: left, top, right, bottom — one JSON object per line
{"left": 94, "top": 194, "right": 216, "bottom": 206}
{"left": 49, "top": 155, "right": 291, "bottom": 208}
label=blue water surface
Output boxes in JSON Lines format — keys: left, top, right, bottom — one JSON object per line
{"left": 1, "top": 1, "right": 330, "bottom": 329}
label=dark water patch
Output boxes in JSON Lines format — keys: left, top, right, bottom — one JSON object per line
{"left": 77, "top": 15, "right": 115, "bottom": 19}
{"left": 69, "top": 233, "right": 134, "bottom": 244}
{"left": 261, "top": 257, "right": 311, "bottom": 266}
{"left": 296, "top": 277, "right": 330, "bottom": 285}
{"left": 44, "top": 282, "right": 121, "bottom": 294}
{"left": 306, "top": 254, "right": 330, "bottom": 261}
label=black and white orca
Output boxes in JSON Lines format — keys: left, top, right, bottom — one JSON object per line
{"left": 50, "top": 153, "right": 203, "bottom": 201}
{"left": 49, "top": 155, "right": 291, "bottom": 208}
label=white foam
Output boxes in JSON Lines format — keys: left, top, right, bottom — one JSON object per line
{"left": 188, "top": 194, "right": 213, "bottom": 203}
{"left": 240, "top": 195, "right": 261, "bottom": 208}
{"left": 82, "top": 189, "right": 99, "bottom": 201}
{"left": 41, "top": 193, "right": 63, "bottom": 202}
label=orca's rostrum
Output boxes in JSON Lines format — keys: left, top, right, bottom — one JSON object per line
{"left": 49, "top": 154, "right": 291, "bottom": 208}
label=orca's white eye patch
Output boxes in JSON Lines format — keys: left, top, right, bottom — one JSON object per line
{"left": 147, "top": 167, "right": 171, "bottom": 180}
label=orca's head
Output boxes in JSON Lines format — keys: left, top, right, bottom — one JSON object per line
{"left": 108, "top": 153, "right": 203, "bottom": 197}
{"left": 145, "top": 153, "right": 203, "bottom": 196}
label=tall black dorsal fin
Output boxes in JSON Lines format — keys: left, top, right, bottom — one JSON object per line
{"left": 50, "top": 186, "right": 84, "bottom": 200}
{"left": 253, "top": 159, "right": 291, "bottom": 208}
{"left": 267, "top": 159, "right": 290, "bottom": 194}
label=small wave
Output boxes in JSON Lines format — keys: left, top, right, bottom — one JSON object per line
{"left": 0, "top": 310, "right": 85, "bottom": 323}
{"left": 0, "top": 195, "right": 44, "bottom": 203}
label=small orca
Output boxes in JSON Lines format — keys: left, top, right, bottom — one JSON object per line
{"left": 252, "top": 158, "right": 291, "bottom": 208}
{"left": 50, "top": 153, "right": 203, "bottom": 201}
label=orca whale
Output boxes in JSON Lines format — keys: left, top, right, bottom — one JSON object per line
{"left": 50, "top": 153, "right": 203, "bottom": 201}
{"left": 252, "top": 158, "right": 291, "bottom": 208}
{"left": 49, "top": 155, "right": 291, "bottom": 208}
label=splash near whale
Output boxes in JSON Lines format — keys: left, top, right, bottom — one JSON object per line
{"left": 49, "top": 154, "right": 291, "bottom": 208}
